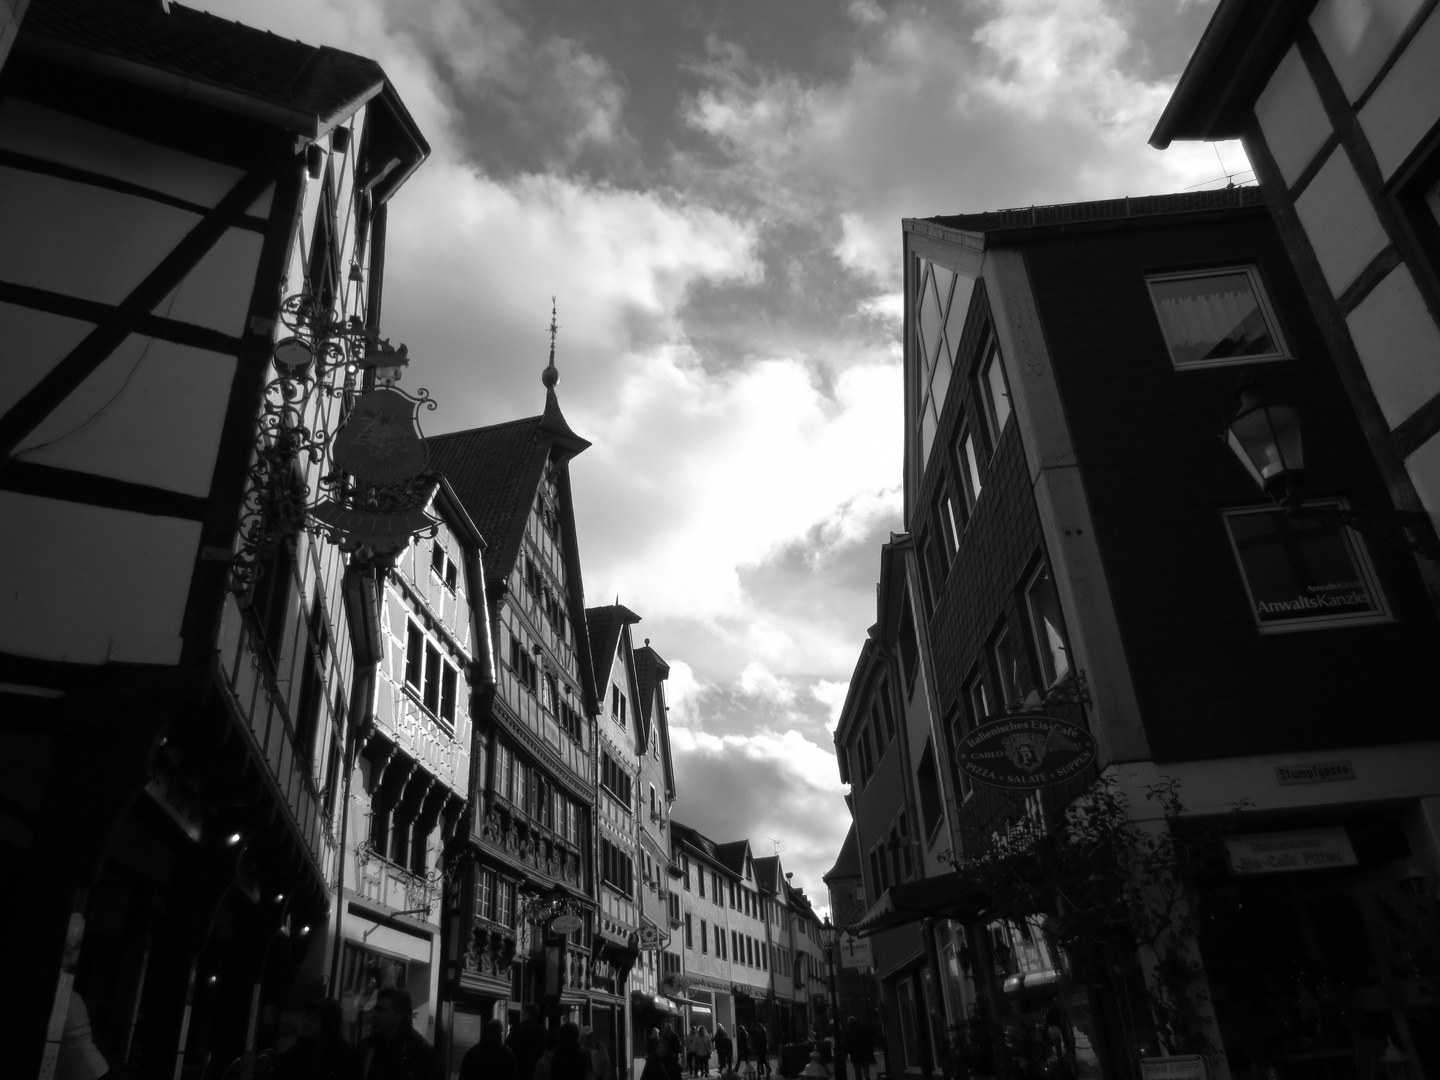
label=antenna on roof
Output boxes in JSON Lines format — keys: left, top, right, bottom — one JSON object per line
{"left": 543, "top": 298, "right": 560, "bottom": 390}
{"left": 768, "top": 837, "right": 784, "bottom": 855}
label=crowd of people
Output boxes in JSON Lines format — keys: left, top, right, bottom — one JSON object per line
{"left": 266, "top": 996, "right": 877, "bottom": 1080}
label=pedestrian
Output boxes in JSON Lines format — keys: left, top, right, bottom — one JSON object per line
{"left": 533, "top": 1026, "right": 563, "bottom": 1080}
{"left": 736, "top": 1025, "right": 750, "bottom": 1073}
{"left": 641, "top": 1035, "right": 682, "bottom": 1080}
{"left": 686, "top": 1027, "right": 701, "bottom": 1077}
{"left": 714, "top": 1026, "right": 733, "bottom": 1074}
{"left": 357, "top": 987, "right": 436, "bottom": 1080}
{"left": 697, "top": 1026, "right": 712, "bottom": 1076}
{"left": 277, "top": 998, "right": 360, "bottom": 1080}
{"left": 460, "top": 1020, "right": 519, "bottom": 1080}
{"left": 659, "top": 1023, "right": 683, "bottom": 1078}
{"left": 551, "top": 1023, "right": 590, "bottom": 1080}
{"left": 751, "top": 1026, "right": 770, "bottom": 1080}
{"left": 582, "top": 1026, "right": 612, "bottom": 1080}
{"left": 843, "top": 1018, "right": 875, "bottom": 1080}
{"left": 507, "top": 1004, "right": 550, "bottom": 1080}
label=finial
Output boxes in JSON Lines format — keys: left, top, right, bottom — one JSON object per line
{"left": 543, "top": 298, "right": 559, "bottom": 389}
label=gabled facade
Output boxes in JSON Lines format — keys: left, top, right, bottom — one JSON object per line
{"left": 0, "top": 1, "right": 429, "bottom": 1073}
{"left": 339, "top": 481, "right": 490, "bottom": 1047}
{"left": 1152, "top": 0, "right": 1440, "bottom": 592}
{"left": 631, "top": 636, "right": 677, "bottom": 1052}
{"left": 863, "top": 188, "right": 1440, "bottom": 1079}
{"left": 429, "top": 369, "right": 638, "bottom": 1065}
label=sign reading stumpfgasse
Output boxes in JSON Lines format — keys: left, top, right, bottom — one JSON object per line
{"left": 955, "top": 715, "right": 1097, "bottom": 789}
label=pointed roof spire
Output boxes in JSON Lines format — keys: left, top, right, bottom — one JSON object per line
{"left": 543, "top": 297, "right": 560, "bottom": 390}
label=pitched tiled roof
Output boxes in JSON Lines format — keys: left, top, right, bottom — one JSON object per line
{"left": 713, "top": 840, "right": 749, "bottom": 875}
{"left": 823, "top": 823, "right": 862, "bottom": 881}
{"left": 923, "top": 186, "right": 1266, "bottom": 235}
{"left": 585, "top": 604, "right": 641, "bottom": 693}
{"left": 753, "top": 855, "right": 779, "bottom": 893}
{"left": 634, "top": 643, "right": 670, "bottom": 725}
{"left": 21, "top": 0, "right": 389, "bottom": 133}
{"left": 426, "top": 417, "right": 549, "bottom": 585}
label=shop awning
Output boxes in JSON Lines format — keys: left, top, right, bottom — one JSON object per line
{"left": 848, "top": 872, "right": 993, "bottom": 937}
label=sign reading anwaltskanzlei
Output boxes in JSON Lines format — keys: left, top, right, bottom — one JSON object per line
{"left": 955, "top": 716, "right": 1097, "bottom": 790}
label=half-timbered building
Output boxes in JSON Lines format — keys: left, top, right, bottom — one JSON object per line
{"left": 0, "top": 0, "right": 429, "bottom": 1073}
{"left": 429, "top": 361, "right": 628, "bottom": 1065}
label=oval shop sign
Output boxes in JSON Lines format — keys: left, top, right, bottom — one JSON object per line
{"left": 956, "top": 715, "right": 1097, "bottom": 790}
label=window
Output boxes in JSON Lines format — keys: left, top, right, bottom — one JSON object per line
{"left": 878, "top": 680, "right": 897, "bottom": 743}
{"left": 964, "top": 667, "right": 991, "bottom": 728}
{"left": 683, "top": 855, "right": 691, "bottom": 891}
{"left": 432, "top": 544, "right": 459, "bottom": 592}
{"left": 1222, "top": 502, "right": 1389, "bottom": 632}
{"left": 957, "top": 429, "right": 983, "bottom": 512}
{"left": 916, "top": 741, "right": 944, "bottom": 837}
{"left": 295, "top": 589, "right": 329, "bottom": 765}
{"left": 701, "top": 920, "right": 708, "bottom": 953}
{"left": 855, "top": 726, "right": 875, "bottom": 788}
{"left": 713, "top": 871, "right": 721, "bottom": 898}
{"left": 508, "top": 634, "right": 538, "bottom": 694}
{"left": 933, "top": 484, "right": 960, "bottom": 565}
{"left": 898, "top": 598, "right": 919, "bottom": 690}
{"left": 992, "top": 625, "right": 1023, "bottom": 708}
{"left": 611, "top": 685, "right": 627, "bottom": 729}
{"left": 697, "top": 863, "right": 705, "bottom": 897}
{"left": 601, "top": 751, "right": 633, "bottom": 806}
{"left": 912, "top": 258, "right": 976, "bottom": 468}
{"left": 684, "top": 913, "right": 693, "bottom": 948}
{"left": 732, "top": 931, "right": 741, "bottom": 962}
{"left": 977, "top": 334, "right": 1012, "bottom": 446}
{"left": 1146, "top": 266, "right": 1288, "bottom": 368}
{"left": 477, "top": 868, "right": 495, "bottom": 922}
{"left": 408, "top": 619, "right": 458, "bottom": 724}
{"left": 601, "top": 838, "right": 635, "bottom": 896}
{"left": 649, "top": 783, "right": 657, "bottom": 817}
{"left": 1025, "top": 564, "right": 1072, "bottom": 687}
{"left": 497, "top": 879, "right": 514, "bottom": 927}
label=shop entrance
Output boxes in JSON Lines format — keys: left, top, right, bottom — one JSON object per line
{"left": 1196, "top": 849, "right": 1438, "bottom": 1080}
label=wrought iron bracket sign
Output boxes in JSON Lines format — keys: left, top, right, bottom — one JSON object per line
{"left": 230, "top": 292, "right": 439, "bottom": 593}
{"left": 955, "top": 715, "right": 1097, "bottom": 789}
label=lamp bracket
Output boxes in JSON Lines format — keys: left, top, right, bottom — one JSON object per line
{"left": 1282, "top": 499, "right": 1440, "bottom": 561}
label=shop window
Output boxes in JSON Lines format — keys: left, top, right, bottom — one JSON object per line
{"left": 1024, "top": 564, "right": 1072, "bottom": 687}
{"left": 1146, "top": 266, "right": 1288, "bottom": 369}
{"left": 1222, "top": 502, "right": 1389, "bottom": 632}
{"left": 977, "top": 334, "right": 1012, "bottom": 447}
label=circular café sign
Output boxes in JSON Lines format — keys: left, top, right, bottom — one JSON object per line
{"left": 550, "top": 913, "right": 584, "bottom": 936}
{"left": 955, "top": 715, "right": 1096, "bottom": 790}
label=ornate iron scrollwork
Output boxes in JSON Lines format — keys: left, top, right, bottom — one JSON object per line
{"left": 230, "top": 292, "right": 438, "bottom": 594}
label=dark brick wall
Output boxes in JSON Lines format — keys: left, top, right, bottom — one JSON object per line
{"left": 1020, "top": 210, "right": 1440, "bottom": 761}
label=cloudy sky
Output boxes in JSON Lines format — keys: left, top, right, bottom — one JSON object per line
{"left": 206, "top": 0, "right": 1245, "bottom": 914}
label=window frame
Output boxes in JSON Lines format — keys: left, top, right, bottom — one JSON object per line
{"left": 956, "top": 427, "right": 984, "bottom": 515}
{"left": 1221, "top": 500, "right": 1392, "bottom": 633}
{"left": 406, "top": 617, "right": 459, "bottom": 727}
{"left": 1145, "top": 264, "right": 1291, "bottom": 370}
{"left": 976, "top": 333, "right": 1012, "bottom": 449}
{"left": 1023, "top": 562, "right": 1072, "bottom": 689}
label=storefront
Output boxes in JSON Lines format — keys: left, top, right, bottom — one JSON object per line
{"left": 1189, "top": 811, "right": 1439, "bottom": 1080}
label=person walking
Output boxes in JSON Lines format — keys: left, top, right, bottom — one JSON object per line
{"left": 357, "top": 988, "right": 436, "bottom": 1080}
{"left": 736, "top": 1026, "right": 750, "bottom": 1074}
{"left": 641, "top": 1034, "right": 682, "bottom": 1080}
{"left": 696, "top": 1027, "right": 712, "bottom": 1077}
{"left": 551, "top": 1023, "right": 591, "bottom": 1080}
{"left": 751, "top": 1027, "right": 770, "bottom": 1080}
{"left": 843, "top": 1018, "right": 875, "bottom": 1080}
{"left": 686, "top": 1027, "right": 701, "bottom": 1077}
{"left": 582, "top": 1027, "right": 612, "bottom": 1080}
{"left": 460, "top": 1020, "right": 519, "bottom": 1080}
{"left": 713, "top": 1026, "right": 733, "bottom": 1075}
{"left": 507, "top": 1004, "right": 550, "bottom": 1080}
{"left": 277, "top": 998, "right": 360, "bottom": 1080}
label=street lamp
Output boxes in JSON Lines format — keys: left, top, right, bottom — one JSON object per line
{"left": 1222, "top": 383, "right": 1440, "bottom": 558}
{"left": 820, "top": 918, "right": 840, "bottom": 1035}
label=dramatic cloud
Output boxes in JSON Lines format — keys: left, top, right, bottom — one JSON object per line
{"left": 200, "top": 0, "right": 1241, "bottom": 906}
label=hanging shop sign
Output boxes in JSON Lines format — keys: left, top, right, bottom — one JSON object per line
{"left": 550, "top": 914, "right": 584, "bottom": 936}
{"left": 637, "top": 924, "right": 663, "bottom": 952}
{"left": 955, "top": 715, "right": 1097, "bottom": 789}
{"left": 838, "top": 931, "right": 872, "bottom": 970}
{"left": 1224, "top": 828, "right": 1357, "bottom": 874}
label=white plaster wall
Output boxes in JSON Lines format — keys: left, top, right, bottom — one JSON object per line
{"left": 1344, "top": 264, "right": 1440, "bottom": 427}
{"left": 153, "top": 226, "right": 264, "bottom": 336}
{"left": 0, "top": 301, "right": 93, "bottom": 416}
{"left": 0, "top": 167, "right": 197, "bottom": 305}
{"left": 1255, "top": 46, "right": 1334, "bottom": 187}
{"left": 1293, "top": 148, "right": 1390, "bottom": 295}
{"left": 1310, "top": 0, "right": 1428, "bottom": 102}
{"left": 1404, "top": 429, "right": 1440, "bottom": 517}
{"left": 0, "top": 98, "right": 244, "bottom": 207}
{"left": 0, "top": 491, "right": 198, "bottom": 663}
{"left": 1358, "top": 4, "right": 1440, "bottom": 179}
{"left": 13, "top": 335, "right": 235, "bottom": 496}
